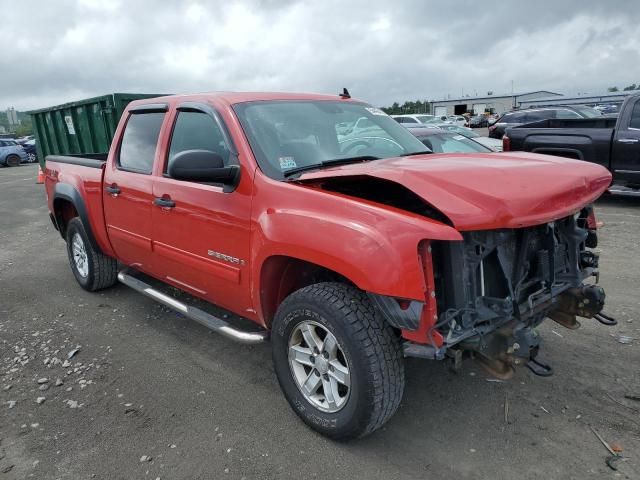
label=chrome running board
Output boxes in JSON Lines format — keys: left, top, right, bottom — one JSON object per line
{"left": 117, "top": 271, "right": 269, "bottom": 344}
{"left": 608, "top": 186, "right": 640, "bottom": 197}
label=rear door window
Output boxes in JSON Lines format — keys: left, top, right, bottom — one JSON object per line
{"left": 166, "top": 111, "right": 232, "bottom": 174}
{"left": 118, "top": 112, "right": 165, "bottom": 174}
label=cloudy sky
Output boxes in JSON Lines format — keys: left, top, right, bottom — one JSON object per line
{"left": 1, "top": 0, "right": 639, "bottom": 110}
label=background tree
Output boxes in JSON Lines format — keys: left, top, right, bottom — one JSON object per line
{"left": 381, "top": 100, "right": 431, "bottom": 115}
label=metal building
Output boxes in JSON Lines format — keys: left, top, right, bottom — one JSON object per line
{"left": 518, "top": 89, "right": 640, "bottom": 108}
{"left": 430, "top": 91, "right": 562, "bottom": 117}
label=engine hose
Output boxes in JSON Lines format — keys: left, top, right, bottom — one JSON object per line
{"left": 594, "top": 312, "right": 617, "bottom": 326}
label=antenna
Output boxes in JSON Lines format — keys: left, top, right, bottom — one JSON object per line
{"left": 339, "top": 88, "right": 351, "bottom": 99}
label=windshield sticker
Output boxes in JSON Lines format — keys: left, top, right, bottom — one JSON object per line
{"left": 279, "top": 156, "right": 297, "bottom": 169}
{"left": 365, "top": 107, "right": 387, "bottom": 116}
{"left": 453, "top": 135, "right": 466, "bottom": 140}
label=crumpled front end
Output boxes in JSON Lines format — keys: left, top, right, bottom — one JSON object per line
{"left": 403, "top": 206, "right": 613, "bottom": 377}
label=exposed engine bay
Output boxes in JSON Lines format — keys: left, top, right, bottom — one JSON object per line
{"left": 370, "top": 206, "right": 615, "bottom": 378}
{"left": 428, "top": 206, "right": 612, "bottom": 377}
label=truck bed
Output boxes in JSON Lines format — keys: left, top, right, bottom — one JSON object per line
{"left": 46, "top": 154, "right": 108, "bottom": 168}
{"left": 45, "top": 154, "right": 112, "bottom": 256}
{"left": 505, "top": 122, "right": 615, "bottom": 170}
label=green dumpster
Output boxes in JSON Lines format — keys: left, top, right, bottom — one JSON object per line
{"left": 27, "top": 93, "right": 165, "bottom": 170}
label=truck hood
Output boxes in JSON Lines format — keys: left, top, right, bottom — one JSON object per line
{"left": 296, "top": 152, "right": 612, "bottom": 231}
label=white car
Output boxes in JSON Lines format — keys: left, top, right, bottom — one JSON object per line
{"left": 391, "top": 114, "right": 435, "bottom": 125}
{"left": 444, "top": 115, "right": 469, "bottom": 127}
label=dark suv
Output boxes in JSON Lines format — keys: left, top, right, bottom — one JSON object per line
{"left": 488, "top": 105, "right": 601, "bottom": 138}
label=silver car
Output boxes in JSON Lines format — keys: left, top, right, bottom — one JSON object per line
{"left": 0, "top": 139, "right": 28, "bottom": 167}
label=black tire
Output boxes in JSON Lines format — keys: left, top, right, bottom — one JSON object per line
{"left": 65, "top": 217, "right": 118, "bottom": 291}
{"left": 5, "top": 155, "right": 20, "bottom": 167}
{"left": 272, "top": 282, "right": 404, "bottom": 440}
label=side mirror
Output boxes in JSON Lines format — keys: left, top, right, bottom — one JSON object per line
{"left": 168, "top": 150, "right": 240, "bottom": 191}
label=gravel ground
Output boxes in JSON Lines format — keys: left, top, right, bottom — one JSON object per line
{"left": 1, "top": 164, "right": 638, "bottom": 479}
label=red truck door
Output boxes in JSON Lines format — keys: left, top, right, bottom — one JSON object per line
{"left": 103, "top": 107, "right": 167, "bottom": 271}
{"left": 150, "top": 105, "right": 254, "bottom": 315}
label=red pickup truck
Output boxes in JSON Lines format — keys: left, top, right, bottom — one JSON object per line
{"left": 45, "top": 91, "right": 615, "bottom": 439}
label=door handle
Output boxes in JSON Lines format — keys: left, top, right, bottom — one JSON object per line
{"left": 105, "top": 184, "right": 121, "bottom": 196}
{"left": 618, "top": 138, "right": 639, "bottom": 143}
{"left": 154, "top": 197, "right": 176, "bottom": 209}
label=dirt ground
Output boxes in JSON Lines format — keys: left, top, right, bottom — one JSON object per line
{"left": 1, "top": 164, "right": 638, "bottom": 479}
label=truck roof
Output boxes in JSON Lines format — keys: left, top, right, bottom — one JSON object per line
{"left": 128, "top": 91, "right": 361, "bottom": 107}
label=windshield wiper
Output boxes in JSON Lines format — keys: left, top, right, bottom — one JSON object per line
{"left": 283, "top": 155, "right": 380, "bottom": 178}
{"left": 400, "top": 150, "right": 432, "bottom": 157}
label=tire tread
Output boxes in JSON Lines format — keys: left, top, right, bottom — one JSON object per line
{"left": 66, "top": 217, "right": 118, "bottom": 291}
{"left": 278, "top": 282, "right": 405, "bottom": 438}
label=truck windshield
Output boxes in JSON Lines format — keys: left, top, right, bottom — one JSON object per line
{"left": 233, "top": 100, "right": 429, "bottom": 179}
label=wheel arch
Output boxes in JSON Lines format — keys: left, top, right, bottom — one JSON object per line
{"left": 52, "top": 183, "right": 104, "bottom": 254}
{"left": 259, "top": 255, "right": 354, "bottom": 327}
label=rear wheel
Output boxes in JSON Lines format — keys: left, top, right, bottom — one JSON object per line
{"left": 5, "top": 155, "right": 20, "bottom": 167}
{"left": 272, "top": 282, "right": 405, "bottom": 439}
{"left": 65, "top": 217, "right": 118, "bottom": 291}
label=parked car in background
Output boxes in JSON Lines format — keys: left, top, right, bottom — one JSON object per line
{"left": 435, "top": 124, "right": 503, "bottom": 151}
{"left": 433, "top": 123, "right": 473, "bottom": 133}
{"left": 594, "top": 104, "right": 620, "bottom": 115}
{"left": 0, "top": 139, "right": 28, "bottom": 167}
{"left": 21, "top": 139, "right": 38, "bottom": 163}
{"left": 16, "top": 135, "right": 35, "bottom": 144}
{"left": 391, "top": 114, "right": 435, "bottom": 125}
{"left": 489, "top": 105, "right": 602, "bottom": 138}
{"left": 445, "top": 115, "right": 469, "bottom": 127}
{"left": 504, "top": 93, "right": 640, "bottom": 194}
{"left": 469, "top": 115, "right": 489, "bottom": 128}
{"left": 407, "top": 127, "right": 493, "bottom": 153}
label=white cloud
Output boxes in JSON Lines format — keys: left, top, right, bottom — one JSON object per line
{"left": 0, "top": 0, "right": 638, "bottom": 110}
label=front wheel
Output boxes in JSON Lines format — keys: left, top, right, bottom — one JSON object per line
{"left": 5, "top": 154, "right": 20, "bottom": 167}
{"left": 65, "top": 217, "right": 118, "bottom": 291}
{"left": 272, "top": 282, "right": 405, "bottom": 439}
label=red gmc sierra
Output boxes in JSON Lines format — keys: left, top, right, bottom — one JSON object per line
{"left": 45, "top": 91, "right": 615, "bottom": 439}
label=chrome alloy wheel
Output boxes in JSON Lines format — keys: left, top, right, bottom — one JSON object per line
{"left": 288, "top": 321, "right": 351, "bottom": 413}
{"left": 71, "top": 233, "right": 89, "bottom": 278}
